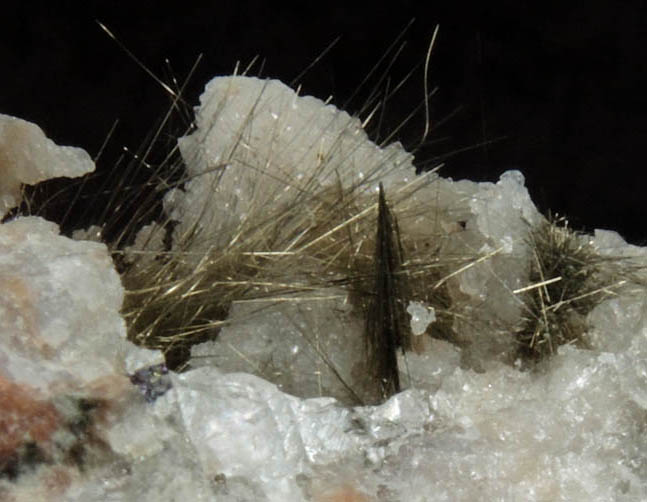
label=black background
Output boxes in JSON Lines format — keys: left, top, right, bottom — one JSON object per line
{"left": 2, "top": 2, "right": 646, "bottom": 243}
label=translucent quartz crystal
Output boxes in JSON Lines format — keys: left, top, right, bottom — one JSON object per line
{"left": 406, "top": 300, "right": 436, "bottom": 335}
{"left": 0, "top": 114, "right": 94, "bottom": 218}
{"left": 190, "top": 288, "right": 371, "bottom": 404}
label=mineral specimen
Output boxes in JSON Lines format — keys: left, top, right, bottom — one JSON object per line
{"left": 2, "top": 76, "right": 647, "bottom": 501}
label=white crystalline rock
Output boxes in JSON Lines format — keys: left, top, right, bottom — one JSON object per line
{"left": 166, "top": 76, "right": 414, "bottom": 250}
{"left": 591, "top": 227, "right": 647, "bottom": 258}
{"left": 121, "top": 222, "right": 167, "bottom": 272}
{"left": 469, "top": 170, "right": 540, "bottom": 246}
{"left": 166, "top": 368, "right": 437, "bottom": 502}
{"left": 16, "top": 344, "right": 647, "bottom": 501}
{"left": 171, "top": 368, "right": 354, "bottom": 502}
{"left": 0, "top": 114, "right": 94, "bottom": 218}
{"left": 0, "top": 216, "right": 161, "bottom": 392}
{"left": 71, "top": 224, "right": 104, "bottom": 243}
{"left": 455, "top": 172, "right": 540, "bottom": 307}
{"left": 0, "top": 117, "right": 165, "bottom": 500}
{"left": 383, "top": 168, "right": 544, "bottom": 362}
{"left": 190, "top": 288, "right": 372, "bottom": 404}
{"left": 406, "top": 300, "right": 436, "bottom": 335}
{"left": 397, "top": 338, "right": 461, "bottom": 392}
{"left": 66, "top": 393, "right": 213, "bottom": 502}
{"left": 100, "top": 337, "right": 647, "bottom": 500}
{"left": 590, "top": 228, "right": 647, "bottom": 285}
{"left": 0, "top": 214, "right": 165, "bottom": 501}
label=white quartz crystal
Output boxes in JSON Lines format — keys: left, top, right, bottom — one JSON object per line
{"left": 0, "top": 114, "right": 94, "bottom": 218}
{"left": 190, "top": 288, "right": 370, "bottom": 404}
{"left": 407, "top": 300, "right": 436, "bottom": 335}
{"left": 0, "top": 216, "right": 161, "bottom": 391}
